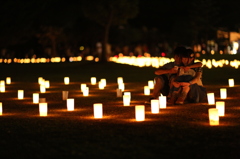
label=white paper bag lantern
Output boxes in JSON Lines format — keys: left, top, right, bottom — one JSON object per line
{"left": 159, "top": 95, "right": 166, "bottom": 108}
{"left": 67, "top": 98, "right": 74, "bottom": 111}
{"left": 100, "top": 79, "right": 106, "bottom": 87}
{"left": 123, "top": 94, "right": 130, "bottom": 106}
{"left": 0, "top": 81, "right": 5, "bottom": 92}
{"left": 117, "top": 77, "right": 123, "bottom": 84}
{"left": 81, "top": 84, "right": 87, "bottom": 92}
{"left": 39, "top": 103, "right": 48, "bottom": 116}
{"left": 207, "top": 93, "right": 215, "bottom": 105}
{"left": 208, "top": 108, "right": 219, "bottom": 126}
{"left": 118, "top": 83, "right": 125, "bottom": 91}
{"left": 216, "top": 101, "right": 225, "bottom": 116}
{"left": 91, "top": 77, "right": 97, "bottom": 85}
{"left": 98, "top": 81, "right": 105, "bottom": 90}
{"left": 64, "top": 77, "right": 70, "bottom": 85}
{"left": 83, "top": 87, "right": 89, "bottom": 96}
{"left": 33, "top": 93, "right": 39, "bottom": 103}
{"left": 228, "top": 78, "right": 234, "bottom": 87}
{"left": 6, "top": 77, "right": 11, "bottom": 84}
{"left": 148, "top": 80, "right": 154, "bottom": 89}
{"left": 135, "top": 105, "right": 145, "bottom": 121}
{"left": 220, "top": 88, "right": 227, "bottom": 99}
{"left": 93, "top": 103, "right": 103, "bottom": 118}
{"left": 18, "top": 90, "right": 24, "bottom": 99}
{"left": 151, "top": 99, "right": 159, "bottom": 113}
{"left": 144, "top": 86, "right": 150, "bottom": 95}
{"left": 0, "top": 102, "right": 2, "bottom": 115}
{"left": 40, "top": 85, "right": 46, "bottom": 93}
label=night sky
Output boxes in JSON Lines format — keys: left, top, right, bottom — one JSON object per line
{"left": 0, "top": 0, "right": 240, "bottom": 51}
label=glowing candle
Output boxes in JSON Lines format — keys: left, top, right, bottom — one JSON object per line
{"left": 220, "top": 88, "right": 227, "bottom": 99}
{"left": 0, "top": 102, "right": 2, "bottom": 115}
{"left": 40, "top": 85, "right": 46, "bottom": 93}
{"left": 38, "top": 77, "right": 43, "bottom": 85}
{"left": 91, "top": 77, "right": 97, "bottom": 85}
{"left": 116, "top": 88, "right": 122, "bottom": 97}
{"left": 123, "top": 94, "right": 130, "bottom": 106}
{"left": 151, "top": 99, "right": 159, "bottom": 113}
{"left": 0, "top": 81, "right": 5, "bottom": 92}
{"left": 98, "top": 81, "right": 104, "bottom": 90}
{"left": 144, "top": 86, "right": 150, "bottom": 95}
{"left": 6, "top": 77, "right": 11, "bottom": 84}
{"left": 33, "top": 93, "right": 39, "bottom": 103}
{"left": 208, "top": 108, "right": 219, "bottom": 126}
{"left": 100, "top": 79, "right": 106, "bottom": 87}
{"left": 81, "top": 84, "right": 87, "bottom": 92}
{"left": 207, "top": 93, "right": 215, "bottom": 105}
{"left": 83, "top": 87, "right": 89, "bottom": 96}
{"left": 62, "top": 91, "right": 69, "bottom": 100}
{"left": 118, "top": 83, "right": 125, "bottom": 91}
{"left": 39, "top": 103, "right": 48, "bottom": 116}
{"left": 45, "top": 80, "right": 50, "bottom": 88}
{"left": 67, "top": 98, "right": 74, "bottom": 111}
{"left": 216, "top": 101, "right": 225, "bottom": 116}
{"left": 117, "top": 77, "right": 123, "bottom": 84}
{"left": 148, "top": 80, "right": 154, "bottom": 89}
{"left": 159, "top": 95, "right": 166, "bottom": 108}
{"left": 93, "top": 103, "right": 103, "bottom": 118}
{"left": 135, "top": 105, "right": 145, "bottom": 121}
{"left": 64, "top": 77, "right": 70, "bottom": 85}
{"left": 18, "top": 90, "right": 24, "bottom": 99}
{"left": 228, "top": 78, "right": 234, "bottom": 87}
{"left": 124, "top": 92, "right": 131, "bottom": 100}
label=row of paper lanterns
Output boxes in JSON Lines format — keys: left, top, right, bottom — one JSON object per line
{"left": 0, "top": 77, "right": 237, "bottom": 123}
{"left": 109, "top": 56, "right": 240, "bottom": 69}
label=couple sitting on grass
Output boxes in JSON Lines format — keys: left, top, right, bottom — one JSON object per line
{"left": 148, "top": 46, "right": 207, "bottom": 105}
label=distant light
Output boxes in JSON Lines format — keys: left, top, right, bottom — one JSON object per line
{"left": 161, "top": 52, "right": 166, "bottom": 57}
{"left": 79, "top": 46, "right": 84, "bottom": 51}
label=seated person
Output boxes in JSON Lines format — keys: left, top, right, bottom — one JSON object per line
{"left": 168, "top": 49, "right": 206, "bottom": 105}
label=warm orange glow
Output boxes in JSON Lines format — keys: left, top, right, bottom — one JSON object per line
{"left": 123, "top": 94, "right": 130, "bottom": 106}
{"left": 33, "top": 93, "right": 39, "bottom": 103}
{"left": 64, "top": 77, "right": 70, "bottom": 85}
{"left": 228, "top": 79, "right": 234, "bottom": 87}
{"left": 39, "top": 103, "right": 48, "bottom": 116}
{"left": 0, "top": 102, "right": 2, "bottom": 115}
{"left": 220, "top": 88, "right": 227, "bottom": 99}
{"left": 216, "top": 101, "right": 225, "bottom": 116}
{"left": 208, "top": 108, "right": 219, "bottom": 126}
{"left": 135, "top": 105, "right": 145, "bottom": 121}
{"left": 67, "top": 98, "right": 74, "bottom": 111}
{"left": 91, "top": 77, "right": 97, "bottom": 85}
{"left": 116, "top": 88, "right": 122, "bottom": 97}
{"left": 62, "top": 91, "right": 68, "bottom": 100}
{"left": 144, "top": 86, "right": 150, "bottom": 95}
{"left": 18, "top": 90, "right": 24, "bottom": 99}
{"left": 151, "top": 99, "right": 159, "bottom": 113}
{"left": 93, "top": 103, "right": 103, "bottom": 118}
{"left": 207, "top": 93, "right": 215, "bottom": 105}
{"left": 159, "top": 95, "right": 166, "bottom": 108}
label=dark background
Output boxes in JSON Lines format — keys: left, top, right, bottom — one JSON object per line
{"left": 0, "top": 0, "right": 239, "bottom": 58}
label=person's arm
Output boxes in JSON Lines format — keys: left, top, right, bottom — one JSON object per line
{"left": 155, "top": 67, "right": 178, "bottom": 75}
{"left": 189, "top": 71, "right": 202, "bottom": 85}
{"left": 181, "top": 62, "right": 202, "bottom": 71}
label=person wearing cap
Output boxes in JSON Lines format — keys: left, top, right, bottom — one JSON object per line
{"left": 146, "top": 46, "right": 202, "bottom": 103}
{"left": 168, "top": 48, "right": 206, "bottom": 105}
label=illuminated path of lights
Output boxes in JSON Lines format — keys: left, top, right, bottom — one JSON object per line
{"left": 1, "top": 55, "right": 239, "bottom": 69}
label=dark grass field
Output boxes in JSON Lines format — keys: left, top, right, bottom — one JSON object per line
{"left": 0, "top": 60, "right": 240, "bottom": 159}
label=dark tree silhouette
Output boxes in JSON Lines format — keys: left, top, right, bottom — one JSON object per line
{"left": 81, "top": 0, "right": 139, "bottom": 62}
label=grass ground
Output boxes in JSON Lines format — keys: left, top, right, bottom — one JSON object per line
{"left": 0, "top": 60, "right": 240, "bottom": 159}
